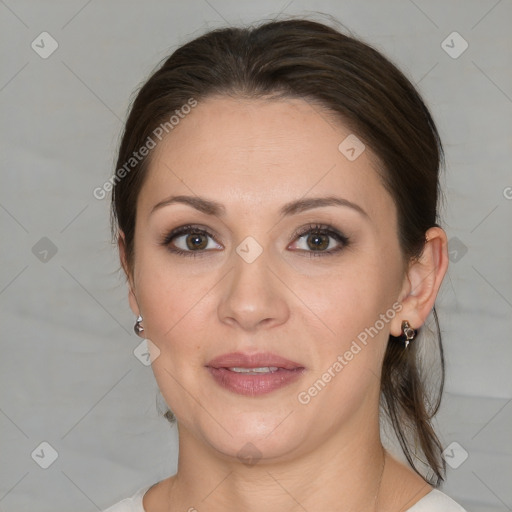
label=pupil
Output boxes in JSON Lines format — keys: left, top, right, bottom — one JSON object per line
{"left": 186, "top": 233, "right": 207, "bottom": 250}
{"left": 307, "top": 233, "right": 328, "bottom": 250}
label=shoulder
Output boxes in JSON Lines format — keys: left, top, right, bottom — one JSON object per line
{"left": 101, "top": 484, "right": 153, "bottom": 512}
{"left": 406, "top": 489, "right": 467, "bottom": 511}
{"left": 382, "top": 454, "right": 466, "bottom": 512}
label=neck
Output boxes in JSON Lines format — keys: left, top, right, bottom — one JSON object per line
{"left": 167, "top": 420, "right": 387, "bottom": 512}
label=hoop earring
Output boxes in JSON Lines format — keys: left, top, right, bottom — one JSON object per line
{"left": 134, "top": 315, "right": 144, "bottom": 337}
{"left": 401, "top": 320, "right": 416, "bottom": 348}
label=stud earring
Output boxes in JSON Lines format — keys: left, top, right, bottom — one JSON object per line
{"left": 134, "top": 315, "right": 144, "bottom": 336}
{"left": 401, "top": 320, "right": 416, "bottom": 348}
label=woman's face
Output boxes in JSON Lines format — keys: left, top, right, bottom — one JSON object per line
{"left": 126, "top": 96, "right": 410, "bottom": 462}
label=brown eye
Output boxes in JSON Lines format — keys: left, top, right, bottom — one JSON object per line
{"left": 185, "top": 233, "right": 208, "bottom": 250}
{"left": 306, "top": 232, "right": 330, "bottom": 251}
{"left": 288, "top": 224, "right": 349, "bottom": 256}
{"left": 164, "top": 225, "right": 223, "bottom": 255}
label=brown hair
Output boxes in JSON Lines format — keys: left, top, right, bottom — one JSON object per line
{"left": 112, "top": 17, "right": 446, "bottom": 486}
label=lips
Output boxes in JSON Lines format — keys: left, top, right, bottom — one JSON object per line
{"left": 206, "top": 352, "right": 304, "bottom": 371}
{"left": 206, "top": 352, "right": 305, "bottom": 396}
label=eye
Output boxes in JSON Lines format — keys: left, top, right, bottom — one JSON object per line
{"left": 288, "top": 224, "right": 349, "bottom": 256}
{"left": 163, "top": 225, "right": 222, "bottom": 256}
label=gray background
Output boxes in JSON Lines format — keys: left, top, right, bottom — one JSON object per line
{"left": 1, "top": 1, "right": 511, "bottom": 511}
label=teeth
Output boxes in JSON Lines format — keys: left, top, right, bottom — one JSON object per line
{"left": 228, "top": 367, "right": 279, "bottom": 373}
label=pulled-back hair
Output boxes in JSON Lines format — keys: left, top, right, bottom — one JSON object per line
{"left": 112, "top": 16, "right": 446, "bottom": 486}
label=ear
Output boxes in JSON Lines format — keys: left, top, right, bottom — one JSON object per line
{"left": 390, "top": 227, "right": 449, "bottom": 336}
{"left": 118, "top": 232, "right": 140, "bottom": 317}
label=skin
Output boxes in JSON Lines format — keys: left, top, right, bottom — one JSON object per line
{"left": 119, "top": 96, "right": 449, "bottom": 512}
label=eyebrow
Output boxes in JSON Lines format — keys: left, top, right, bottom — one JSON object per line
{"left": 151, "top": 194, "right": 368, "bottom": 219}
{"left": 151, "top": 195, "right": 225, "bottom": 216}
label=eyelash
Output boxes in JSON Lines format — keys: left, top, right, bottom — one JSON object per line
{"left": 162, "top": 225, "right": 220, "bottom": 258}
{"left": 292, "top": 224, "right": 350, "bottom": 257}
{"left": 161, "top": 223, "right": 350, "bottom": 258}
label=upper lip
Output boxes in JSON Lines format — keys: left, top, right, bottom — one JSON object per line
{"left": 206, "top": 352, "right": 304, "bottom": 370}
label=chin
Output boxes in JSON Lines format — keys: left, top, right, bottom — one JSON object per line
{"left": 179, "top": 404, "right": 310, "bottom": 464}
{"left": 210, "top": 426, "right": 306, "bottom": 466}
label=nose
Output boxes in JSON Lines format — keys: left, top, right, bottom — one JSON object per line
{"left": 217, "top": 249, "right": 290, "bottom": 331}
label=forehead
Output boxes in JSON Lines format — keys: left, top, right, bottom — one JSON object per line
{"left": 139, "top": 96, "right": 394, "bottom": 222}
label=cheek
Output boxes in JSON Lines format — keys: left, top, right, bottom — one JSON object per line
{"left": 132, "top": 243, "right": 231, "bottom": 393}
{"left": 293, "top": 257, "right": 398, "bottom": 346}
{"left": 290, "top": 263, "right": 398, "bottom": 425}
{"left": 134, "top": 256, "right": 220, "bottom": 419}
{"left": 136, "top": 262, "right": 217, "bottom": 351}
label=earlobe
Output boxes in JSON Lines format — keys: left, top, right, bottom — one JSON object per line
{"left": 391, "top": 227, "right": 449, "bottom": 336}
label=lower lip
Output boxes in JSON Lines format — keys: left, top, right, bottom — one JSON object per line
{"left": 207, "top": 367, "right": 305, "bottom": 396}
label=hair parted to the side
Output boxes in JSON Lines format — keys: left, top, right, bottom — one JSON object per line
{"left": 111, "top": 16, "right": 446, "bottom": 486}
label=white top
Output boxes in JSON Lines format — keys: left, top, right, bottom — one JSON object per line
{"left": 102, "top": 485, "right": 467, "bottom": 511}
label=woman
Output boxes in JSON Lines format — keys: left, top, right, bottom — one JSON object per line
{"left": 103, "top": 17, "right": 466, "bottom": 511}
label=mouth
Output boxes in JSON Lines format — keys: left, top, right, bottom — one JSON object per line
{"left": 226, "top": 366, "right": 280, "bottom": 374}
{"left": 206, "top": 352, "right": 305, "bottom": 396}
